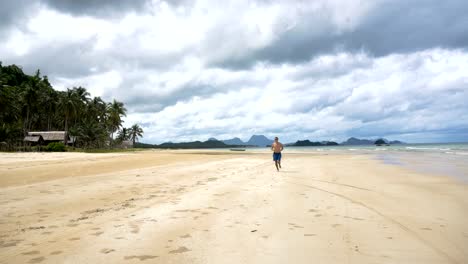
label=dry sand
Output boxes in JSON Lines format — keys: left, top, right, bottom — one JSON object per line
{"left": 0, "top": 150, "right": 467, "bottom": 263}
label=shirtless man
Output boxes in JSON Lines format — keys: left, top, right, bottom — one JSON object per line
{"left": 271, "top": 137, "right": 284, "bottom": 171}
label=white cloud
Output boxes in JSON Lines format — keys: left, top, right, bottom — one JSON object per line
{"left": 119, "top": 49, "right": 468, "bottom": 143}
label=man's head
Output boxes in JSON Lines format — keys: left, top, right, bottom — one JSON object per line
{"left": 274, "top": 137, "right": 278, "bottom": 142}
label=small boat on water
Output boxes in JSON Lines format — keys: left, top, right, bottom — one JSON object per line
{"left": 230, "top": 148, "right": 246, "bottom": 151}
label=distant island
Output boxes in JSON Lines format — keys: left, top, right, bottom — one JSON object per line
{"left": 135, "top": 140, "right": 248, "bottom": 149}
{"left": 135, "top": 136, "right": 405, "bottom": 149}
{"left": 288, "top": 140, "right": 339, "bottom": 146}
{"left": 341, "top": 137, "right": 404, "bottom": 145}
{"left": 211, "top": 135, "right": 273, "bottom": 147}
{"left": 135, "top": 135, "right": 274, "bottom": 149}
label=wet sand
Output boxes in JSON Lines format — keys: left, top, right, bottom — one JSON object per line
{"left": 0, "top": 151, "right": 467, "bottom": 263}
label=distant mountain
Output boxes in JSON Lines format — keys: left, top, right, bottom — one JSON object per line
{"left": 290, "top": 140, "right": 339, "bottom": 146}
{"left": 222, "top": 137, "right": 245, "bottom": 145}
{"left": 247, "top": 135, "right": 274, "bottom": 147}
{"left": 207, "top": 137, "right": 218, "bottom": 141}
{"left": 341, "top": 137, "right": 376, "bottom": 145}
{"left": 342, "top": 137, "right": 405, "bottom": 145}
{"left": 156, "top": 140, "right": 231, "bottom": 149}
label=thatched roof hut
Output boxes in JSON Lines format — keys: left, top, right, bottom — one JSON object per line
{"left": 23, "top": 135, "right": 45, "bottom": 145}
{"left": 25, "top": 131, "right": 73, "bottom": 145}
{"left": 28, "top": 131, "right": 67, "bottom": 141}
{"left": 24, "top": 135, "right": 43, "bottom": 142}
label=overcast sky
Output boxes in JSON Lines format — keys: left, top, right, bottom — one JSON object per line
{"left": 1, "top": 0, "right": 468, "bottom": 143}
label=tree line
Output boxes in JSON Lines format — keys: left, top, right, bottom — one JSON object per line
{"left": 0, "top": 62, "right": 143, "bottom": 150}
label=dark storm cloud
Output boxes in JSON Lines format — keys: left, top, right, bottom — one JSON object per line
{"left": 110, "top": 74, "right": 257, "bottom": 113}
{"left": 214, "top": 0, "right": 468, "bottom": 69}
{"left": 0, "top": 0, "right": 39, "bottom": 35}
{"left": 342, "top": 0, "right": 468, "bottom": 55}
{"left": 40, "top": 0, "right": 151, "bottom": 17}
{"left": 3, "top": 39, "right": 104, "bottom": 78}
{"left": 0, "top": 0, "right": 150, "bottom": 35}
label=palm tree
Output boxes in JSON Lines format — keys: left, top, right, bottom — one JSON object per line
{"left": 58, "top": 88, "right": 80, "bottom": 145}
{"left": 21, "top": 81, "right": 39, "bottom": 133}
{"left": 43, "top": 89, "right": 57, "bottom": 131}
{"left": 88, "top": 97, "right": 107, "bottom": 123}
{"left": 71, "top": 86, "right": 90, "bottom": 128}
{"left": 0, "top": 84, "right": 19, "bottom": 124}
{"left": 107, "top": 99, "right": 127, "bottom": 147}
{"left": 116, "top": 127, "right": 130, "bottom": 142}
{"left": 77, "top": 118, "right": 107, "bottom": 148}
{"left": 129, "top": 124, "right": 144, "bottom": 146}
{"left": 73, "top": 86, "right": 90, "bottom": 103}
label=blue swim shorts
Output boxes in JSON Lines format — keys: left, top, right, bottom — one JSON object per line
{"left": 273, "top": 152, "right": 282, "bottom": 161}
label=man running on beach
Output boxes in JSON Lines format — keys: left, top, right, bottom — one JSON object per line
{"left": 271, "top": 137, "right": 284, "bottom": 171}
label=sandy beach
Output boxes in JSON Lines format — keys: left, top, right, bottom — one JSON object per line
{"left": 0, "top": 150, "right": 467, "bottom": 264}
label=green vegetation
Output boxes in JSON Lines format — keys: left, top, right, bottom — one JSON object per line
{"left": 45, "top": 142, "right": 66, "bottom": 152}
{"left": 115, "top": 124, "right": 144, "bottom": 146}
{"left": 375, "top": 139, "right": 386, "bottom": 145}
{"left": 0, "top": 62, "right": 143, "bottom": 151}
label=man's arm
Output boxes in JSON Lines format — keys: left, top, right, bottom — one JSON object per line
{"left": 280, "top": 143, "right": 284, "bottom": 151}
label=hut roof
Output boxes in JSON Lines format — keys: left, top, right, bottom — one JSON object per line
{"left": 28, "top": 131, "right": 67, "bottom": 141}
{"left": 24, "top": 135, "right": 42, "bottom": 142}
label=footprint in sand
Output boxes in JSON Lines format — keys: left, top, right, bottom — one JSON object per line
{"left": 90, "top": 231, "right": 104, "bottom": 236}
{"left": 180, "top": 234, "right": 191, "bottom": 238}
{"left": 421, "top": 227, "right": 432, "bottom": 231}
{"left": 22, "top": 251, "right": 40, "bottom": 255}
{"left": 0, "top": 241, "right": 19, "bottom": 248}
{"left": 50, "top": 251, "right": 62, "bottom": 255}
{"left": 28, "top": 256, "right": 45, "bottom": 263}
{"left": 124, "top": 255, "right": 158, "bottom": 261}
{"left": 100, "top": 248, "right": 115, "bottom": 254}
{"left": 304, "top": 234, "right": 316, "bottom": 237}
{"left": 169, "top": 246, "right": 191, "bottom": 254}
{"left": 130, "top": 224, "right": 140, "bottom": 234}
{"left": 68, "top": 237, "right": 80, "bottom": 241}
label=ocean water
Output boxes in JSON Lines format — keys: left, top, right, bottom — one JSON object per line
{"left": 273, "top": 143, "right": 468, "bottom": 156}
{"left": 244, "top": 143, "right": 468, "bottom": 182}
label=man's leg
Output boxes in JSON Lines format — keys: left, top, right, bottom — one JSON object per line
{"left": 274, "top": 160, "right": 279, "bottom": 171}
{"left": 278, "top": 159, "right": 281, "bottom": 168}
